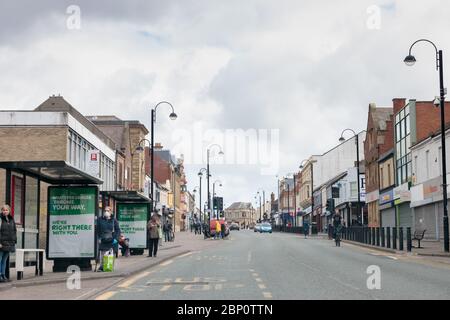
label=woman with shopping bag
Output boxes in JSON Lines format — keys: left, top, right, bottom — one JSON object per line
{"left": 96, "top": 206, "right": 121, "bottom": 272}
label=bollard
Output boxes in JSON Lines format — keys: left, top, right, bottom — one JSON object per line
{"left": 399, "top": 227, "right": 404, "bottom": 251}
{"left": 386, "top": 227, "right": 391, "bottom": 249}
{"left": 407, "top": 227, "right": 412, "bottom": 252}
{"left": 366, "top": 227, "right": 370, "bottom": 244}
{"left": 372, "top": 228, "right": 376, "bottom": 246}
{"left": 393, "top": 227, "right": 397, "bottom": 250}
{"left": 376, "top": 227, "right": 380, "bottom": 247}
{"left": 381, "top": 227, "right": 385, "bottom": 247}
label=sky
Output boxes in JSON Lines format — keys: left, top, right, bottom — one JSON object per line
{"left": 1, "top": 0, "right": 450, "bottom": 209}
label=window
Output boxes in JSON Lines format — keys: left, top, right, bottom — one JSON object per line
{"left": 387, "top": 163, "right": 392, "bottom": 186}
{"left": 350, "top": 182, "right": 357, "bottom": 198}
{"left": 380, "top": 167, "right": 384, "bottom": 187}
{"left": 426, "top": 150, "right": 430, "bottom": 179}
{"left": 11, "top": 175, "right": 24, "bottom": 225}
{"left": 395, "top": 106, "right": 412, "bottom": 184}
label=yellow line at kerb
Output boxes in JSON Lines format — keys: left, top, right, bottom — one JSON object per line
{"left": 95, "top": 291, "right": 117, "bottom": 300}
{"left": 178, "top": 252, "right": 193, "bottom": 258}
{"left": 160, "top": 259, "right": 174, "bottom": 266}
{"left": 263, "top": 292, "right": 273, "bottom": 299}
{"left": 118, "top": 271, "right": 151, "bottom": 288}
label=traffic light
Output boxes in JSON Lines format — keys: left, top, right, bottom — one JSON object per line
{"left": 213, "top": 197, "right": 223, "bottom": 211}
{"left": 326, "top": 198, "right": 335, "bottom": 213}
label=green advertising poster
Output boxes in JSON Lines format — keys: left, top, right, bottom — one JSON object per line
{"left": 48, "top": 187, "right": 97, "bottom": 259}
{"left": 117, "top": 203, "right": 148, "bottom": 249}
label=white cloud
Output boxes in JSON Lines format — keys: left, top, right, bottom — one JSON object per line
{"left": 1, "top": 0, "right": 450, "bottom": 206}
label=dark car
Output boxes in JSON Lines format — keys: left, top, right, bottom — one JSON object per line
{"left": 229, "top": 223, "right": 240, "bottom": 231}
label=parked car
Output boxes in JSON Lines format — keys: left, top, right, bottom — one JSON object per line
{"left": 254, "top": 223, "right": 261, "bottom": 232}
{"left": 259, "top": 223, "right": 272, "bottom": 233}
{"left": 229, "top": 223, "right": 240, "bottom": 231}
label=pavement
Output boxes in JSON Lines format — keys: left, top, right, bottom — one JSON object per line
{"left": 2, "top": 230, "right": 450, "bottom": 299}
{"left": 0, "top": 231, "right": 214, "bottom": 292}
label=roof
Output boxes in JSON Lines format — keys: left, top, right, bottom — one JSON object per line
{"left": 226, "top": 202, "right": 253, "bottom": 210}
{"left": 370, "top": 105, "right": 393, "bottom": 131}
{"left": 35, "top": 96, "right": 117, "bottom": 150}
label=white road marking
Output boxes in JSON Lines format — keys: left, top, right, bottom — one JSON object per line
{"left": 258, "top": 284, "right": 267, "bottom": 289}
{"left": 252, "top": 273, "right": 259, "bottom": 277}
{"left": 263, "top": 292, "right": 272, "bottom": 299}
{"left": 160, "top": 285, "right": 171, "bottom": 292}
{"left": 255, "top": 278, "right": 263, "bottom": 282}
{"left": 247, "top": 251, "right": 252, "bottom": 263}
{"left": 178, "top": 252, "right": 193, "bottom": 258}
{"left": 160, "top": 260, "right": 174, "bottom": 266}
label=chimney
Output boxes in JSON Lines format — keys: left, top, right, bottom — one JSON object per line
{"left": 154, "top": 143, "right": 163, "bottom": 150}
{"left": 392, "top": 98, "right": 406, "bottom": 114}
{"left": 369, "top": 103, "right": 376, "bottom": 111}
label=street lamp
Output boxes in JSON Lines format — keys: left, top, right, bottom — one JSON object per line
{"left": 338, "top": 129, "right": 362, "bottom": 227}
{"left": 198, "top": 168, "right": 207, "bottom": 225}
{"left": 404, "top": 39, "right": 449, "bottom": 252}
{"left": 213, "top": 179, "right": 223, "bottom": 218}
{"left": 206, "top": 143, "right": 224, "bottom": 224}
{"left": 137, "top": 101, "right": 176, "bottom": 257}
{"left": 257, "top": 188, "right": 265, "bottom": 222}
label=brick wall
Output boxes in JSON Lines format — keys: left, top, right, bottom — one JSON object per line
{"left": 415, "top": 101, "right": 450, "bottom": 143}
{"left": 0, "top": 127, "right": 67, "bottom": 162}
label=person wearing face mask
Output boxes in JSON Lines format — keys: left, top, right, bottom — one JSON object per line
{"left": 0, "top": 204, "right": 16, "bottom": 282}
{"left": 96, "top": 206, "right": 120, "bottom": 272}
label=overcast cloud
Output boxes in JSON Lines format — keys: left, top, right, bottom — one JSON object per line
{"left": 1, "top": 0, "right": 450, "bottom": 207}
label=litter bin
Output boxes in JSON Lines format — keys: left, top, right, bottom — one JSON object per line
{"left": 311, "top": 222, "right": 318, "bottom": 235}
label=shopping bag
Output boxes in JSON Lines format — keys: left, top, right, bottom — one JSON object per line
{"left": 103, "top": 250, "right": 115, "bottom": 272}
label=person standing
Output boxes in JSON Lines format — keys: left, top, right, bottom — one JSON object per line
{"left": 303, "top": 220, "right": 310, "bottom": 239}
{"left": 220, "top": 221, "right": 226, "bottom": 239}
{"left": 147, "top": 216, "right": 161, "bottom": 257}
{"left": 96, "top": 206, "right": 120, "bottom": 272}
{"left": 0, "top": 205, "right": 16, "bottom": 282}
{"left": 215, "top": 220, "right": 221, "bottom": 240}
{"left": 332, "top": 212, "right": 343, "bottom": 247}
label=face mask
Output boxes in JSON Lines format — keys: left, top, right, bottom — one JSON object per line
{"left": 104, "top": 212, "right": 111, "bottom": 219}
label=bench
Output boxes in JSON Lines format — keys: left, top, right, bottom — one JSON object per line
{"left": 412, "top": 229, "right": 426, "bottom": 248}
{"left": 15, "top": 249, "right": 45, "bottom": 280}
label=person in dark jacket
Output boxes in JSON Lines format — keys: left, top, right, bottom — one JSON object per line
{"left": 147, "top": 215, "right": 161, "bottom": 257}
{"left": 96, "top": 207, "right": 120, "bottom": 272}
{"left": 0, "top": 204, "right": 17, "bottom": 282}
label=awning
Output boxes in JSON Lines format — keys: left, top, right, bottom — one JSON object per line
{"left": 0, "top": 161, "right": 103, "bottom": 185}
{"left": 100, "top": 190, "right": 150, "bottom": 202}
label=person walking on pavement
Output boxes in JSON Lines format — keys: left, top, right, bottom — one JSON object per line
{"left": 221, "top": 221, "right": 226, "bottom": 239}
{"left": 0, "top": 205, "right": 16, "bottom": 282}
{"left": 215, "top": 220, "right": 221, "bottom": 240}
{"left": 303, "top": 220, "right": 310, "bottom": 239}
{"left": 147, "top": 215, "right": 161, "bottom": 257}
{"left": 332, "top": 212, "right": 343, "bottom": 247}
{"left": 96, "top": 206, "right": 120, "bottom": 272}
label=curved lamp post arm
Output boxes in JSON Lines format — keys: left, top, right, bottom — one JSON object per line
{"left": 154, "top": 101, "right": 177, "bottom": 122}
{"left": 407, "top": 39, "right": 439, "bottom": 70}
{"left": 339, "top": 128, "right": 357, "bottom": 140}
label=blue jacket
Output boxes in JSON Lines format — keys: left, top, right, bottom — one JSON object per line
{"left": 97, "top": 217, "right": 121, "bottom": 251}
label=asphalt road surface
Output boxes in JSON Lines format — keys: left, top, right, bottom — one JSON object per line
{"left": 92, "top": 230, "right": 450, "bottom": 300}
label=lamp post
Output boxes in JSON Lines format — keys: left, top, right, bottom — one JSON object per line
{"left": 404, "top": 39, "right": 449, "bottom": 252}
{"left": 339, "top": 129, "right": 362, "bottom": 227}
{"left": 206, "top": 144, "right": 224, "bottom": 224}
{"left": 213, "top": 179, "right": 222, "bottom": 218}
{"left": 257, "top": 188, "right": 265, "bottom": 222}
{"left": 138, "top": 102, "right": 177, "bottom": 216}
{"left": 198, "top": 168, "right": 207, "bottom": 225}
{"left": 276, "top": 175, "right": 281, "bottom": 226}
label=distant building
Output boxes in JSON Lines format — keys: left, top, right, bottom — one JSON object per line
{"left": 224, "top": 202, "right": 255, "bottom": 228}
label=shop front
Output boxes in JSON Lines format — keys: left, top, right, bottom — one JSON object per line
{"left": 410, "top": 176, "right": 444, "bottom": 240}
{"left": 379, "top": 188, "right": 395, "bottom": 228}
{"left": 394, "top": 182, "right": 412, "bottom": 228}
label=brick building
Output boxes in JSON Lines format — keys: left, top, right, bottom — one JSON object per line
{"left": 364, "top": 103, "right": 394, "bottom": 227}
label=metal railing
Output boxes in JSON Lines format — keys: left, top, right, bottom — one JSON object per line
{"left": 339, "top": 226, "right": 412, "bottom": 252}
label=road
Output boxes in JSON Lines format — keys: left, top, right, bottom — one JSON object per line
{"left": 91, "top": 230, "right": 450, "bottom": 300}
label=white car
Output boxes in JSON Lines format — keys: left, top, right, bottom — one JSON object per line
{"left": 254, "top": 223, "right": 261, "bottom": 232}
